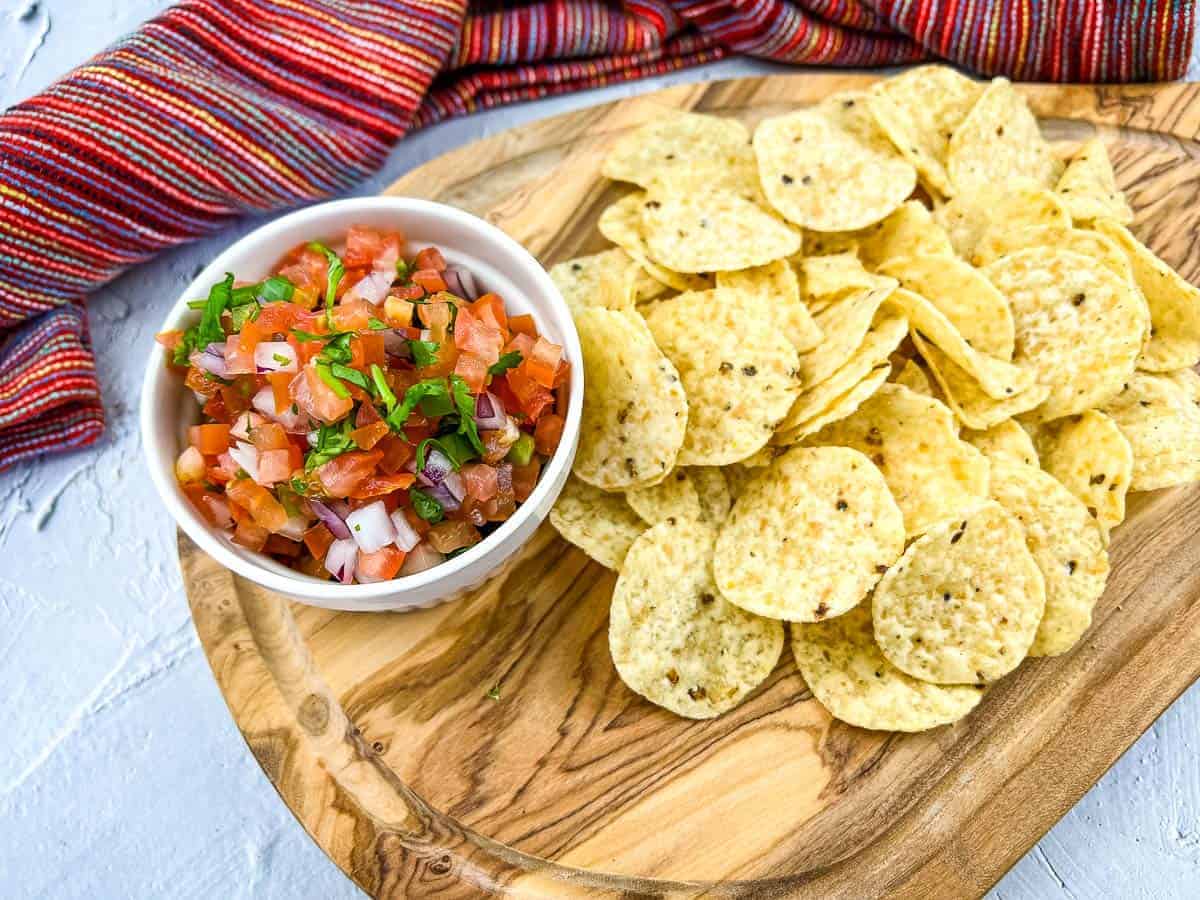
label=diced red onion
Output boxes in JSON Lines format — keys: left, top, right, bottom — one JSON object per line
{"left": 328, "top": 499, "right": 352, "bottom": 520}
{"left": 443, "top": 470, "right": 466, "bottom": 502}
{"left": 474, "top": 391, "right": 506, "bottom": 430}
{"left": 230, "top": 410, "right": 264, "bottom": 441}
{"left": 442, "top": 267, "right": 479, "bottom": 301}
{"left": 418, "top": 448, "right": 454, "bottom": 487}
{"left": 481, "top": 416, "right": 520, "bottom": 464}
{"left": 399, "top": 541, "right": 444, "bottom": 575}
{"left": 345, "top": 501, "right": 396, "bottom": 553}
{"left": 189, "top": 349, "right": 229, "bottom": 378}
{"left": 389, "top": 509, "right": 420, "bottom": 552}
{"left": 324, "top": 538, "right": 358, "bottom": 584}
{"left": 347, "top": 269, "right": 394, "bottom": 305}
{"left": 254, "top": 341, "right": 298, "bottom": 374}
{"left": 228, "top": 441, "right": 260, "bottom": 482}
{"left": 252, "top": 386, "right": 307, "bottom": 433}
{"left": 383, "top": 330, "right": 412, "bottom": 359}
{"left": 424, "top": 481, "right": 461, "bottom": 513}
{"left": 308, "top": 499, "right": 351, "bottom": 540}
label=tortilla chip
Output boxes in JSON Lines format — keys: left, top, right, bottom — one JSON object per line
{"left": 626, "top": 468, "right": 703, "bottom": 525}
{"left": 962, "top": 419, "right": 1039, "bottom": 467}
{"left": 1099, "top": 372, "right": 1200, "bottom": 491}
{"left": 866, "top": 65, "right": 984, "bottom": 198}
{"left": 798, "top": 282, "right": 895, "bottom": 388}
{"left": 602, "top": 111, "right": 754, "bottom": 191}
{"left": 641, "top": 188, "right": 801, "bottom": 274}
{"left": 988, "top": 459, "right": 1109, "bottom": 657}
{"left": 891, "top": 358, "right": 935, "bottom": 396}
{"left": 774, "top": 361, "right": 893, "bottom": 445}
{"left": 573, "top": 307, "right": 688, "bottom": 490}
{"left": 550, "top": 248, "right": 665, "bottom": 313}
{"left": 646, "top": 288, "right": 801, "bottom": 465}
{"left": 984, "top": 247, "right": 1147, "bottom": 420}
{"left": 550, "top": 477, "right": 647, "bottom": 570}
{"left": 855, "top": 200, "right": 955, "bottom": 268}
{"left": 946, "top": 78, "right": 1060, "bottom": 196}
{"left": 1055, "top": 137, "right": 1134, "bottom": 224}
{"left": 808, "top": 383, "right": 990, "bottom": 537}
{"left": 754, "top": 105, "right": 916, "bottom": 232}
{"left": 803, "top": 230, "right": 861, "bottom": 257}
{"left": 714, "top": 446, "right": 905, "bottom": 621}
{"left": 1037, "top": 410, "right": 1133, "bottom": 540}
{"left": 917, "top": 336, "right": 1050, "bottom": 430}
{"left": 791, "top": 607, "right": 983, "bottom": 732}
{"left": 971, "top": 224, "right": 1133, "bottom": 281}
{"left": 879, "top": 255, "right": 1015, "bottom": 358}
{"left": 873, "top": 501, "right": 1046, "bottom": 684}
{"left": 598, "top": 192, "right": 713, "bottom": 293}
{"left": 1093, "top": 219, "right": 1200, "bottom": 372}
{"left": 717, "top": 260, "right": 823, "bottom": 353}
{"left": 611, "top": 518, "right": 783, "bottom": 719}
{"left": 688, "top": 466, "right": 732, "bottom": 524}
{"left": 935, "top": 182, "right": 1070, "bottom": 262}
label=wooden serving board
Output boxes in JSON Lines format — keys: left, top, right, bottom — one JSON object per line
{"left": 181, "top": 75, "right": 1200, "bottom": 898}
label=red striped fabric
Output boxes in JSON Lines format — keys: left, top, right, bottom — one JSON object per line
{"left": 0, "top": 0, "right": 1193, "bottom": 470}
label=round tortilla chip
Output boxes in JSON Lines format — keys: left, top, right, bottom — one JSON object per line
{"left": 641, "top": 188, "right": 801, "bottom": 273}
{"left": 891, "top": 358, "right": 935, "bottom": 397}
{"left": 984, "top": 248, "right": 1148, "bottom": 421}
{"left": 717, "top": 261, "right": 823, "bottom": 353}
{"left": 715, "top": 446, "right": 905, "bottom": 622}
{"left": 646, "top": 288, "right": 801, "bottom": 466}
{"left": 689, "top": 466, "right": 732, "bottom": 523}
{"left": 774, "top": 362, "right": 893, "bottom": 446}
{"left": 602, "top": 112, "right": 753, "bottom": 190}
{"left": 855, "top": 200, "right": 955, "bottom": 268}
{"left": 1055, "top": 138, "right": 1134, "bottom": 224}
{"left": 988, "top": 459, "right": 1109, "bottom": 657}
{"left": 754, "top": 107, "right": 916, "bottom": 232}
{"left": 865, "top": 65, "right": 983, "bottom": 199}
{"left": 946, "top": 78, "right": 1059, "bottom": 196}
{"left": 808, "top": 383, "right": 990, "bottom": 538}
{"left": 598, "top": 192, "right": 713, "bottom": 293}
{"left": 798, "top": 282, "right": 895, "bottom": 388}
{"left": 873, "top": 501, "right": 1046, "bottom": 685}
{"left": 549, "top": 248, "right": 665, "bottom": 313}
{"left": 791, "top": 607, "right": 984, "bottom": 732}
{"left": 610, "top": 518, "right": 784, "bottom": 719}
{"left": 1099, "top": 372, "right": 1200, "bottom": 491}
{"left": 1093, "top": 219, "right": 1200, "bottom": 373}
{"left": 971, "top": 225, "right": 1133, "bottom": 281}
{"left": 916, "top": 336, "right": 1050, "bottom": 431}
{"left": 962, "top": 419, "right": 1039, "bottom": 467}
{"left": 1037, "top": 410, "right": 1133, "bottom": 541}
{"left": 626, "top": 469, "right": 703, "bottom": 525}
{"left": 879, "top": 255, "right": 1015, "bottom": 359}
{"left": 573, "top": 307, "right": 688, "bottom": 490}
{"left": 935, "top": 183, "right": 1070, "bottom": 263}
{"left": 550, "top": 477, "right": 647, "bottom": 571}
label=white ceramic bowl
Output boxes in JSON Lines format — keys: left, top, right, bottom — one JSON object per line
{"left": 141, "top": 197, "right": 582, "bottom": 611}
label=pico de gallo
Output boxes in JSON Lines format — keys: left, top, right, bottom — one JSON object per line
{"left": 157, "top": 226, "right": 569, "bottom": 584}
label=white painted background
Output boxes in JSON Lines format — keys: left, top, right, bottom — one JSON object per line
{"left": 1, "top": 2, "right": 1198, "bottom": 896}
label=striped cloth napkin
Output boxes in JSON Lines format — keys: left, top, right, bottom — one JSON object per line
{"left": 0, "top": 0, "right": 1193, "bottom": 470}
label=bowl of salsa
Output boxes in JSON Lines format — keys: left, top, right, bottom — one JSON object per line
{"left": 141, "top": 197, "right": 582, "bottom": 611}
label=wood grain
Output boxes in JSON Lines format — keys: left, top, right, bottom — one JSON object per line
{"left": 181, "top": 75, "right": 1200, "bottom": 898}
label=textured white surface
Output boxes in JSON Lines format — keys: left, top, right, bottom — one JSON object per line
{"left": 2, "top": 2, "right": 1198, "bottom": 896}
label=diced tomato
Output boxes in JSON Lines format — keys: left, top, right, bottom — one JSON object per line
{"left": 336, "top": 265, "right": 368, "bottom": 300}
{"left": 357, "top": 546, "right": 406, "bottom": 580}
{"left": 454, "top": 307, "right": 503, "bottom": 366}
{"left": 189, "top": 423, "right": 231, "bottom": 455}
{"left": 488, "top": 378, "right": 522, "bottom": 421}
{"left": 461, "top": 463, "right": 499, "bottom": 502}
{"left": 184, "top": 487, "right": 232, "bottom": 528}
{"left": 482, "top": 463, "right": 516, "bottom": 521}
{"left": 511, "top": 458, "right": 541, "bottom": 502}
{"left": 471, "top": 293, "right": 508, "bottom": 336}
{"left": 176, "top": 446, "right": 206, "bottom": 483}
{"left": 349, "top": 420, "right": 389, "bottom": 451}
{"left": 275, "top": 244, "right": 329, "bottom": 293}
{"left": 219, "top": 380, "right": 254, "bottom": 417}
{"left": 257, "top": 449, "right": 293, "bottom": 485}
{"left": 481, "top": 422, "right": 519, "bottom": 463}
{"left": 418, "top": 300, "right": 453, "bottom": 339}
{"left": 344, "top": 225, "right": 404, "bottom": 270}
{"left": 314, "top": 449, "right": 383, "bottom": 498}
{"left": 355, "top": 401, "right": 382, "bottom": 427}
{"left": 226, "top": 478, "right": 289, "bottom": 531}
{"left": 303, "top": 522, "right": 335, "bottom": 559}
{"left": 534, "top": 413, "right": 564, "bottom": 456}
{"left": 505, "top": 331, "right": 535, "bottom": 360}
{"left": 267, "top": 372, "right": 292, "bottom": 414}
{"left": 400, "top": 505, "right": 431, "bottom": 536}
{"left": 524, "top": 337, "right": 562, "bottom": 389}
{"left": 209, "top": 451, "right": 240, "bottom": 484}
{"left": 256, "top": 302, "right": 313, "bottom": 336}
{"left": 504, "top": 367, "right": 554, "bottom": 422}
{"left": 156, "top": 330, "right": 185, "bottom": 363}
{"left": 350, "top": 333, "right": 385, "bottom": 369}
{"left": 223, "top": 336, "right": 256, "bottom": 376}
{"left": 453, "top": 353, "right": 488, "bottom": 394}
{"left": 330, "top": 297, "right": 375, "bottom": 332}
{"left": 411, "top": 269, "right": 446, "bottom": 293}
{"left": 390, "top": 284, "right": 425, "bottom": 302}
{"left": 426, "top": 520, "right": 481, "bottom": 554}
{"left": 232, "top": 518, "right": 270, "bottom": 552}
{"left": 251, "top": 422, "right": 290, "bottom": 451}
{"left": 348, "top": 472, "right": 416, "bottom": 500}
{"left": 293, "top": 363, "right": 353, "bottom": 424}
{"left": 238, "top": 320, "right": 263, "bottom": 355}
{"left": 264, "top": 534, "right": 302, "bottom": 557}
{"left": 552, "top": 359, "right": 571, "bottom": 390}
{"left": 508, "top": 314, "right": 538, "bottom": 337}
{"left": 417, "top": 339, "right": 458, "bottom": 379}
{"left": 383, "top": 296, "right": 415, "bottom": 327}
{"left": 186, "top": 367, "right": 220, "bottom": 399}
{"left": 376, "top": 436, "right": 414, "bottom": 474}
{"left": 415, "top": 247, "right": 447, "bottom": 272}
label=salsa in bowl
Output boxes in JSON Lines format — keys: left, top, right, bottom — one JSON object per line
{"left": 142, "top": 198, "right": 581, "bottom": 610}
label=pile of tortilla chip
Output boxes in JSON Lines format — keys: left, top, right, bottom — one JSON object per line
{"left": 547, "top": 66, "right": 1200, "bottom": 730}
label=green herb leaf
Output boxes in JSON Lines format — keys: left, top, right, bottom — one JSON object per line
{"left": 316, "top": 362, "right": 351, "bottom": 399}
{"left": 449, "top": 375, "right": 485, "bottom": 454}
{"left": 370, "top": 364, "right": 397, "bottom": 413}
{"left": 367, "top": 316, "right": 389, "bottom": 331}
{"left": 395, "top": 259, "right": 411, "bottom": 283}
{"left": 307, "top": 242, "right": 345, "bottom": 329}
{"left": 259, "top": 275, "right": 294, "bottom": 304}
{"left": 488, "top": 351, "right": 523, "bottom": 376}
{"left": 408, "top": 339, "right": 440, "bottom": 368}
{"left": 409, "top": 487, "right": 444, "bottom": 524}
{"left": 272, "top": 353, "right": 291, "bottom": 366}
{"left": 230, "top": 302, "right": 260, "bottom": 331}
{"left": 290, "top": 475, "right": 309, "bottom": 496}
{"left": 304, "top": 419, "right": 357, "bottom": 471}
{"left": 330, "top": 362, "right": 371, "bottom": 394}
{"left": 291, "top": 328, "right": 328, "bottom": 342}
{"left": 319, "top": 332, "right": 354, "bottom": 365}
{"left": 414, "top": 432, "right": 477, "bottom": 473}
{"left": 384, "top": 378, "right": 450, "bottom": 433}
{"left": 176, "top": 273, "right": 236, "bottom": 366}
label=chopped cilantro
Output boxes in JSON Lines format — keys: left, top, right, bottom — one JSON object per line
{"left": 315, "top": 363, "right": 351, "bottom": 399}
{"left": 304, "top": 419, "right": 357, "bottom": 471}
{"left": 229, "top": 302, "right": 260, "bottom": 330}
{"left": 384, "top": 378, "right": 450, "bottom": 432}
{"left": 291, "top": 328, "right": 328, "bottom": 342}
{"left": 414, "top": 433, "right": 476, "bottom": 473}
{"left": 175, "top": 273, "right": 235, "bottom": 365}
{"left": 272, "top": 353, "right": 291, "bottom": 366}
{"left": 370, "top": 364, "right": 396, "bottom": 413}
{"left": 408, "top": 339, "right": 440, "bottom": 368}
{"left": 307, "top": 241, "right": 344, "bottom": 328}
{"left": 488, "top": 350, "right": 523, "bottom": 376}
{"left": 330, "top": 362, "right": 371, "bottom": 394}
{"left": 367, "top": 316, "right": 389, "bottom": 331}
{"left": 395, "top": 259, "right": 411, "bottom": 282}
{"left": 409, "top": 487, "right": 444, "bottom": 523}
{"left": 449, "top": 375, "right": 485, "bottom": 454}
